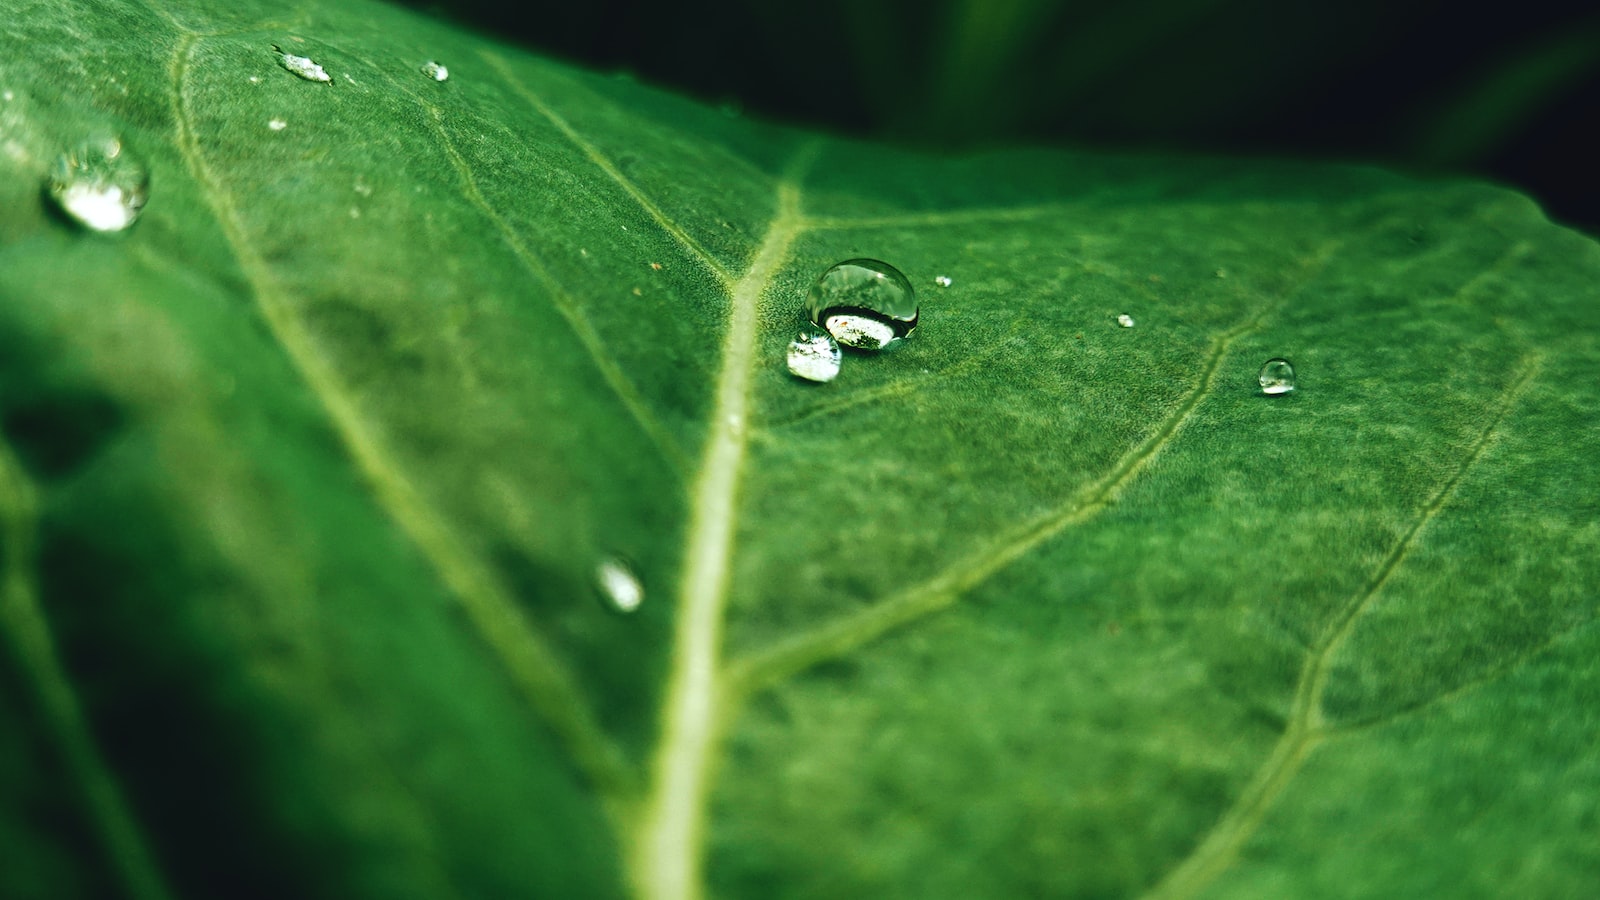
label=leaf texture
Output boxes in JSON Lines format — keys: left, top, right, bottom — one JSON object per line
{"left": 0, "top": 1, "right": 1597, "bottom": 899}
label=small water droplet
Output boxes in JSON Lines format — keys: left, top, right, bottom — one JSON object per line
{"left": 267, "top": 117, "right": 287, "bottom": 131}
{"left": 421, "top": 60, "right": 448, "bottom": 82}
{"left": 276, "top": 47, "right": 330, "bottom": 82}
{"left": 248, "top": 76, "right": 260, "bottom": 84}
{"left": 353, "top": 177, "right": 372, "bottom": 196}
{"left": 596, "top": 558, "right": 643, "bottom": 613}
{"left": 1258, "top": 358, "right": 1296, "bottom": 395}
{"left": 786, "top": 328, "right": 842, "bottom": 383}
{"left": 934, "top": 275, "right": 952, "bottom": 288}
{"left": 46, "top": 137, "right": 149, "bottom": 233}
{"left": 805, "top": 258, "right": 918, "bottom": 350}
{"left": 1117, "top": 313, "right": 1135, "bottom": 328}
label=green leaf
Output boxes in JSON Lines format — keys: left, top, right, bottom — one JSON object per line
{"left": 2, "top": 1, "right": 1598, "bottom": 899}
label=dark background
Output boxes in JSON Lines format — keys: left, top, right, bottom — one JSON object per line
{"left": 404, "top": 0, "right": 1600, "bottom": 233}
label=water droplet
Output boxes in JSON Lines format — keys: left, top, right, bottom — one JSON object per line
{"left": 421, "top": 60, "right": 448, "bottom": 82}
{"left": 805, "top": 258, "right": 918, "bottom": 350}
{"left": 786, "top": 328, "right": 842, "bottom": 383}
{"left": 1258, "top": 358, "right": 1296, "bottom": 395}
{"left": 595, "top": 558, "right": 643, "bottom": 613}
{"left": 248, "top": 76, "right": 260, "bottom": 84}
{"left": 276, "top": 47, "right": 330, "bottom": 82}
{"left": 934, "top": 275, "right": 953, "bottom": 288}
{"left": 46, "top": 138, "right": 149, "bottom": 233}
{"left": 1117, "top": 313, "right": 1135, "bottom": 328}
{"left": 267, "top": 117, "right": 287, "bottom": 131}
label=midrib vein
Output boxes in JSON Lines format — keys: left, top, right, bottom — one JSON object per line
{"left": 1139, "top": 357, "right": 1539, "bottom": 900}
{"left": 633, "top": 184, "right": 805, "bottom": 900}
{"left": 0, "top": 439, "right": 176, "bottom": 900}
{"left": 169, "top": 35, "right": 634, "bottom": 813}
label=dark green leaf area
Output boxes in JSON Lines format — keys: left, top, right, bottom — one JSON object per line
{"left": 1, "top": 0, "right": 1597, "bottom": 899}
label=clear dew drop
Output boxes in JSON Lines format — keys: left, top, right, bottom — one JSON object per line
{"left": 595, "top": 558, "right": 644, "bottom": 614}
{"left": 934, "top": 275, "right": 953, "bottom": 288}
{"left": 804, "top": 258, "right": 918, "bottom": 350}
{"left": 1258, "top": 357, "right": 1296, "bottom": 395}
{"left": 1117, "top": 313, "right": 1136, "bottom": 328}
{"left": 421, "top": 60, "right": 448, "bottom": 82}
{"left": 46, "top": 137, "right": 149, "bottom": 233}
{"left": 267, "top": 117, "right": 287, "bottom": 131}
{"left": 786, "top": 328, "right": 842, "bottom": 383}
{"left": 277, "top": 48, "right": 331, "bottom": 82}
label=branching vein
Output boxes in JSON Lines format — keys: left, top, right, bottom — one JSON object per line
{"left": 169, "top": 34, "right": 635, "bottom": 816}
{"left": 726, "top": 291, "right": 1289, "bottom": 701}
{"left": 481, "top": 49, "right": 738, "bottom": 289}
{"left": 1138, "top": 355, "right": 1541, "bottom": 900}
{"left": 631, "top": 156, "right": 812, "bottom": 900}
{"left": 0, "top": 439, "right": 176, "bottom": 900}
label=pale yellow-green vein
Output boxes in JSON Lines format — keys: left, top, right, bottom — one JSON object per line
{"left": 480, "top": 49, "right": 737, "bottom": 290}
{"left": 0, "top": 438, "right": 176, "bottom": 900}
{"left": 169, "top": 33, "right": 635, "bottom": 816}
{"left": 1139, "top": 354, "right": 1541, "bottom": 900}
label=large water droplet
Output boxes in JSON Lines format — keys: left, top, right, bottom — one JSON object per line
{"left": 787, "top": 328, "right": 842, "bottom": 383}
{"left": 596, "top": 558, "right": 643, "bottom": 613}
{"left": 421, "top": 60, "right": 448, "bottom": 82}
{"left": 46, "top": 138, "right": 148, "bottom": 233}
{"left": 805, "top": 258, "right": 918, "bottom": 350}
{"left": 1258, "top": 358, "right": 1296, "bottom": 395}
{"left": 277, "top": 47, "right": 331, "bottom": 82}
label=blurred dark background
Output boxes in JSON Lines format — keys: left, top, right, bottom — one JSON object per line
{"left": 402, "top": 0, "right": 1600, "bottom": 232}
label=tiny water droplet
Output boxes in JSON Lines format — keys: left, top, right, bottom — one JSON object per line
{"left": 421, "top": 60, "right": 448, "bottom": 82}
{"left": 267, "top": 117, "right": 287, "bottom": 131}
{"left": 1117, "top": 313, "right": 1135, "bottom": 328}
{"left": 247, "top": 76, "right": 260, "bottom": 84}
{"left": 595, "top": 558, "right": 643, "bottom": 614}
{"left": 353, "top": 178, "right": 372, "bottom": 197}
{"left": 277, "top": 48, "right": 331, "bottom": 82}
{"left": 786, "top": 328, "right": 842, "bottom": 383}
{"left": 46, "top": 138, "right": 149, "bottom": 233}
{"left": 1258, "top": 358, "right": 1296, "bottom": 395}
{"left": 934, "top": 275, "right": 952, "bottom": 288}
{"left": 342, "top": 73, "right": 357, "bottom": 86}
{"left": 805, "top": 258, "right": 918, "bottom": 350}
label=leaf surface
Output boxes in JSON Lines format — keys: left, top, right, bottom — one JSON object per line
{"left": 1, "top": 1, "right": 1597, "bottom": 899}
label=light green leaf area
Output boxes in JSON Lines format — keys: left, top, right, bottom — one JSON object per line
{"left": 2, "top": 1, "right": 1598, "bottom": 899}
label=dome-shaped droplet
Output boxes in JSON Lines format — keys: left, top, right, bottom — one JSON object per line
{"left": 1258, "top": 358, "right": 1296, "bottom": 395}
{"left": 786, "top": 328, "right": 842, "bottom": 383}
{"left": 804, "top": 258, "right": 918, "bottom": 350}
{"left": 595, "top": 558, "right": 643, "bottom": 614}
{"left": 421, "top": 60, "right": 448, "bottom": 82}
{"left": 46, "top": 138, "right": 149, "bottom": 233}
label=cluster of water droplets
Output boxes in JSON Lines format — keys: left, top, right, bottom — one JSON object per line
{"left": 34, "top": 44, "right": 458, "bottom": 234}
{"left": 787, "top": 258, "right": 919, "bottom": 383}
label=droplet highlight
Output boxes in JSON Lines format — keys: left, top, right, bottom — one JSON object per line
{"left": 267, "top": 117, "right": 287, "bottom": 131}
{"left": 804, "top": 258, "right": 918, "bottom": 350}
{"left": 421, "top": 60, "right": 448, "bottom": 82}
{"left": 46, "top": 138, "right": 149, "bottom": 233}
{"left": 787, "top": 328, "right": 842, "bottom": 383}
{"left": 1258, "top": 358, "right": 1296, "bottom": 395}
{"left": 595, "top": 558, "right": 643, "bottom": 614}
{"left": 934, "top": 275, "right": 953, "bottom": 288}
{"left": 277, "top": 48, "right": 331, "bottom": 82}
{"left": 1117, "top": 313, "right": 1135, "bottom": 328}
